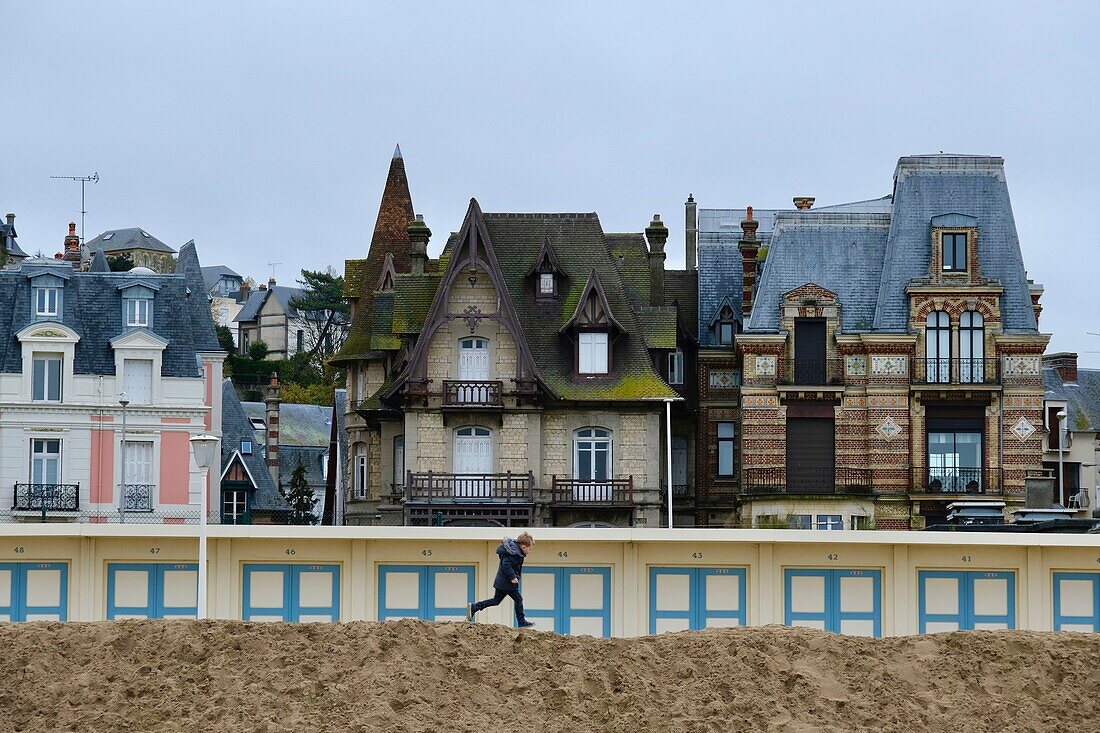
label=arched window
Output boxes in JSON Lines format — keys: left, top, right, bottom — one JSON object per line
{"left": 959, "top": 311, "right": 984, "bottom": 383}
{"left": 925, "top": 311, "right": 951, "bottom": 383}
{"left": 574, "top": 428, "right": 612, "bottom": 482}
{"left": 352, "top": 443, "right": 368, "bottom": 500}
{"left": 458, "top": 337, "right": 490, "bottom": 380}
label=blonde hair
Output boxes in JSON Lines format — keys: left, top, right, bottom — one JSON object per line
{"left": 516, "top": 531, "right": 534, "bottom": 547}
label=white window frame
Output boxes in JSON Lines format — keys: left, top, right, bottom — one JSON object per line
{"left": 122, "top": 358, "right": 154, "bottom": 405}
{"left": 353, "top": 443, "right": 368, "bottom": 500}
{"left": 573, "top": 427, "right": 612, "bottom": 481}
{"left": 34, "top": 287, "right": 59, "bottom": 318}
{"left": 241, "top": 440, "right": 253, "bottom": 455}
{"left": 717, "top": 421, "right": 736, "bottom": 477}
{"left": 578, "top": 332, "right": 609, "bottom": 375}
{"left": 223, "top": 488, "right": 248, "bottom": 524}
{"left": 125, "top": 298, "right": 151, "bottom": 328}
{"left": 32, "top": 354, "right": 63, "bottom": 403}
{"left": 539, "top": 272, "right": 555, "bottom": 295}
{"left": 31, "top": 438, "right": 62, "bottom": 485}
{"left": 393, "top": 435, "right": 405, "bottom": 489}
{"left": 668, "top": 348, "right": 684, "bottom": 385}
{"left": 815, "top": 514, "right": 844, "bottom": 531}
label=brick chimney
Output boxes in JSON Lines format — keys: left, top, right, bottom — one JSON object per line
{"left": 62, "top": 222, "right": 81, "bottom": 264}
{"left": 5, "top": 213, "right": 13, "bottom": 226}
{"left": 267, "top": 276, "right": 276, "bottom": 288}
{"left": 793, "top": 196, "right": 815, "bottom": 211}
{"left": 1044, "top": 352, "right": 1078, "bottom": 384}
{"left": 739, "top": 207, "right": 759, "bottom": 318}
{"left": 263, "top": 374, "right": 282, "bottom": 484}
{"left": 646, "top": 213, "right": 668, "bottom": 307}
{"left": 408, "top": 214, "right": 431, "bottom": 276}
{"left": 684, "top": 194, "right": 697, "bottom": 271}
{"left": 237, "top": 281, "right": 251, "bottom": 303}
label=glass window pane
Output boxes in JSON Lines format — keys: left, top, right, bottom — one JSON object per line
{"left": 718, "top": 442, "right": 734, "bottom": 475}
{"left": 718, "top": 422, "right": 735, "bottom": 438}
{"left": 32, "top": 359, "right": 45, "bottom": 401}
{"left": 577, "top": 449, "right": 592, "bottom": 480}
{"left": 593, "top": 447, "right": 608, "bottom": 480}
{"left": 788, "top": 514, "right": 811, "bottom": 530}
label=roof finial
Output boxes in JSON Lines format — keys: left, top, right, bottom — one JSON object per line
{"left": 393, "top": 143, "right": 402, "bottom": 160}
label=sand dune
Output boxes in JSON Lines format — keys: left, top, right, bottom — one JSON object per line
{"left": 0, "top": 620, "right": 1097, "bottom": 732}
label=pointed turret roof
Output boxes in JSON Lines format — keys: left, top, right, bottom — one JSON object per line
{"left": 333, "top": 145, "right": 417, "bottom": 364}
{"left": 175, "top": 240, "right": 222, "bottom": 352}
{"left": 88, "top": 249, "right": 111, "bottom": 273}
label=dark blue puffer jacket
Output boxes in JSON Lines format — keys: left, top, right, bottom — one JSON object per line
{"left": 492, "top": 537, "right": 526, "bottom": 590}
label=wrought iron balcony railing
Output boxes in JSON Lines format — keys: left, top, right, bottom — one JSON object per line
{"left": 911, "top": 466, "right": 1003, "bottom": 495}
{"left": 911, "top": 358, "right": 1000, "bottom": 385}
{"left": 442, "top": 380, "right": 504, "bottom": 408}
{"left": 550, "top": 477, "right": 634, "bottom": 506}
{"left": 13, "top": 483, "right": 80, "bottom": 512}
{"left": 405, "top": 471, "right": 533, "bottom": 502}
{"left": 777, "top": 358, "right": 846, "bottom": 386}
{"left": 121, "top": 484, "right": 154, "bottom": 512}
{"left": 741, "top": 467, "right": 873, "bottom": 495}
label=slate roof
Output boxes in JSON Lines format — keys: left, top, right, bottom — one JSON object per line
{"left": 220, "top": 380, "right": 288, "bottom": 512}
{"left": 746, "top": 213, "right": 891, "bottom": 333}
{"left": 201, "top": 265, "right": 242, "bottom": 291}
{"left": 241, "top": 401, "right": 333, "bottom": 446}
{"left": 697, "top": 241, "right": 743, "bottom": 346}
{"left": 85, "top": 227, "right": 177, "bottom": 255}
{"left": 1044, "top": 366, "right": 1100, "bottom": 433}
{"left": 440, "top": 208, "right": 678, "bottom": 401}
{"left": 234, "top": 285, "right": 306, "bottom": 323}
{"left": 0, "top": 253, "right": 218, "bottom": 377}
{"left": 0, "top": 218, "right": 27, "bottom": 259}
{"left": 665, "top": 270, "right": 698, "bottom": 340}
{"left": 873, "top": 155, "right": 1037, "bottom": 333}
{"left": 176, "top": 241, "right": 222, "bottom": 353}
{"left": 740, "top": 155, "right": 1040, "bottom": 336}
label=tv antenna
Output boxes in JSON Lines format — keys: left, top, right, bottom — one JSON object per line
{"left": 266, "top": 262, "right": 282, "bottom": 280}
{"left": 50, "top": 172, "right": 99, "bottom": 243}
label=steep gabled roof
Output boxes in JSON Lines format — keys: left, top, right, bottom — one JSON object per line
{"left": 333, "top": 145, "right": 416, "bottom": 364}
{"left": 220, "top": 380, "right": 288, "bottom": 512}
{"left": 175, "top": 241, "right": 222, "bottom": 352}
{"left": 561, "top": 270, "right": 625, "bottom": 334}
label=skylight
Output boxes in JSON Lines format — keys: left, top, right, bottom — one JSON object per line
{"left": 102, "top": 233, "right": 114, "bottom": 240}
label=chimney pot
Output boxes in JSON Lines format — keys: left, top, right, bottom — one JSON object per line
{"left": 408, "top": 214, "right": 431, "bottom": 276}
{"left": 268, "top": 276, "right": 276, "bottom": 287}
{"left": 1044, "top": 352, "right": 1079, "bottom": 384}
{"left": 68, "top": 222, "right": 77, "bottom": 236}
{"left": 5, "top": 213, "right": 13, "bottom": 225}
{"left": 794, "top": 196, "right": 816, "bottom": 211}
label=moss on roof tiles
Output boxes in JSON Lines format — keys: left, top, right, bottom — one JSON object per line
{"left": 636, "top": 307, "right": 678, "bottom": 349}
{"left": 480, "top": 214, "right": 676, "bottom": 402}
{"left": 392, "top": 273, "right": 441, "bottom": 334}
{"left": 369, "top": 292, "right": 400, "bottom": 351}
{"left": 608, "top": 233, "right": 651, "bottom": 306}
{"left": 343, "top": 258, "right": 370, "bottom": 298}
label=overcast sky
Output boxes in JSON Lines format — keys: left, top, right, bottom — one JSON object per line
{"left": 2, "top": 2, "right": 1098, "bottom": 364}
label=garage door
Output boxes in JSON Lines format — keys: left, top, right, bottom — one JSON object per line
{"left": 243, "top": 564, "right": 340, "bottom": 622}
{"left": 1053, "top": 572, "right": 1100, "bottom": 632}
{"left": 650, "top": 567, "right": 746, "bottom": 633}
{"left": 918, "top": 570, "right": 1015, "bottom": 632}
{"left": 107, "top": 563, "right": 198, "bottom": 619}
{"left": 522, "top": 566, "right": 611, "bottom": 637}
{"left": 378, "top": 565, "right": 475, "bottom": 621}
{"left": 784, "top": 568, "right": 881, "bottom": 637}
{"left": 0, "top": 562, "right": 68, "bottom": 622}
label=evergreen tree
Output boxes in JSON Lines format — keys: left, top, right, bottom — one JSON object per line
{"left": 280, "top": 460, "right": 318, "bottom": 525}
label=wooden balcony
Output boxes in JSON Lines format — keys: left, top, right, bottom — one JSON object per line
{"left": 441, "top": 380, "right": 504, "bottom": 409}
{"left": 550, "top": 477, "right": 634, "bottom": 507}
{"left": 405, "top": 472, "right": 533, "bottom": 503}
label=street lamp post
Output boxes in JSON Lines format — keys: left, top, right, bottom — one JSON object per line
{"left": 118, "top": 395, "right": 129, "bottom": 524}
{"left": 189, "top": 434, "right": 219, "bottom": 620}
{"left": 1057, "top": 410, "right": 1068, "bottom": 506}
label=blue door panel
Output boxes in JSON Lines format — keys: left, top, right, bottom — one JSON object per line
{"left": 377, "top": 565, "right": 475, "bottom": 621}
{"left": 0, "top": 562, "right": 68, "bottom": 622}
{"left": 243, "top": 564, "right": 340, "bottom": 622}
{"left": 918, "top": 570, "right": 1015, "bottom": 632}
{"left": 521, "top": 566, "right": 611, "bottom": 636}
{"left": 649, "top": 567, "right": 747, "bottom": 634}
{"left": 107, "top": 562, "right": 198, "bottom": 619}
{"left": 783, "top": 568, "right": 881, "bottom": 637}
{"left": 1053, "top": 572, "right": 1100, "bottom": 632}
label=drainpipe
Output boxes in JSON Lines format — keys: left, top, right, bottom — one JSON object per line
{"left": 1057, "top": 410, "right": 1067, "bottom": 505}
{"left": 666, "top": 399, "right": 674, "bottom": 529}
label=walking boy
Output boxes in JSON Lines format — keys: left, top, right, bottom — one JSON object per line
{"left": 467, "top": 532, "right": 535, "bottom": 627}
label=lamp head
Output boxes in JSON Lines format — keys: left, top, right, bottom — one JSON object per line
{"left": 189, "top": 434, "right": 219, "bottom": 471}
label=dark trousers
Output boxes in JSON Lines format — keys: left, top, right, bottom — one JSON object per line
{"left": 472, "top": 586, "right": 527, "bottom": 623}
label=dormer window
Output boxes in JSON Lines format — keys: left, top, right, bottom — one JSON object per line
{"left": 34, "top": 287, "right": 59, "bottom": 318}
{"left": 539, "top": 272, "right": 555, "bottom": 295}
{"left": 717, "top": 305, "right": 736, "bottom": 345}
{"left": 942, "top": 233, "right": 967, "bottom": 272}
{"left": 126, "top": 297, "right": 151, "bottom": 327}
{"left": 668, "top": 348, "right": 684, "bottom": 385}
{"left": 579, "top": 332, "right": 609, "bottom": 374}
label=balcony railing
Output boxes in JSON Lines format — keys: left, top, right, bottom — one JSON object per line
{"left": 911, "top": 358, "right": 1000, "bottom": 385}
{"left": 442, "top": 380, "right": 504, "bottom": 408}
{"left": 741, "top": 467, "right": 873, "bottom": 495}
{"left": 778, "top": 358, "right": 845, "bottom": 386}
{"left": 405, "top": 471, "right": 534, "bottom": 503}
{"left": 550, "top": 476, "right": 634, "bottom": 506}
{"left": 12, "top": 483, "right": 80, "bottom": 512}
{"left": 121, "top": 484, "right": 154, "bottom": 512}
{"left": 911, "top": 466, "right": 1003, "bottom": 495}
